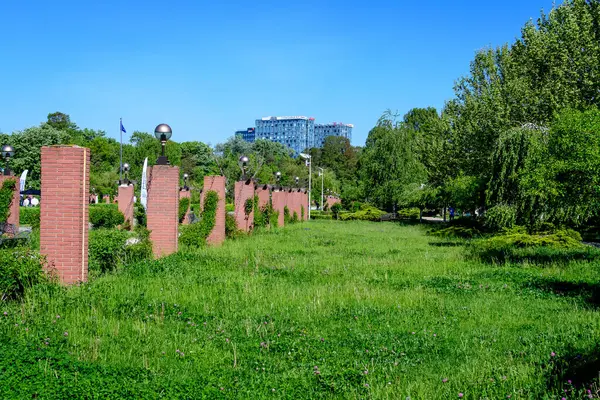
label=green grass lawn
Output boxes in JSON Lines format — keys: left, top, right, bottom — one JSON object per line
{"left": 2, "top": 221, "right": 600, "bottom": 399}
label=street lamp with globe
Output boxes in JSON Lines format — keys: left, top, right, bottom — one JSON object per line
{"left": 1, "top": 145, "right": 15, "bottom": 176}
{"left": 154, "top": 124, "right": 172, "bottom": 165}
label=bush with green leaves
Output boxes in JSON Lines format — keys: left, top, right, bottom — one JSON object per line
{"left": 89, "top": 227, "right": 152, "bottom": 275}
{"left": 283, "top": 206, "right": 292, "bottom": 224}
{"left": 397, "top": 208, "right": 420, "bottom": 220}
{"left": 429, "top": 225, "right": 482, "bottom": 239}
{"left": 470, "top": 228, "right": 587, "bottom": 264}
{"left": 300, "top": 205, "right": 305, "bottom": 221}
{"left": 331, "top": 203, "right": 342, "bottom": 220}
{"left": 19, "top": 207, "right": 40, "bottom": 227}
{"left": 0, "top": 179, "right": 17, "bottom": 225}
{"left": 225, "top": 203, "right": 235, "bottom": 213}
{"left": 0, "top": 247, "right": 48, "bottom": 300}
{"left": 484, "top": 204, "right": 517, "bottom": 232}
{"left": 339, "top": 205, "right": 386, "bottom": 222}
{"left": 179, "top": 190, "right": 218, "bottom": 247}
{"left": 225, "top": 213, "right": 241, "bottom": 238}
{"left": 134, "top": 200, "right": 146, "bottom": 227}
{"left": 88, "top": 229, "right": 129, "bottom": 274}
{"left": 89, "top": 204, "right": 124, "bottom": 229}
{"left": 178, "top": 197, "right": 190, "bottom": 223}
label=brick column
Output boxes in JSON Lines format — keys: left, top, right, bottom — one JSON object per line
{"left": 234, "top": 180, "right": 254, "bottom": 232}
{"left": 0, "top": 174, "right": 20, "bottom": 235}
{"left": 40, "top": 146, "right": 90, "bottom": 284}
{"left": 271, "top": 190, "right": 285, "bottom": 227}
{"left": 255, "top": 185, "right": 270, "bottom": 209}
{"left": 179, "top": 189, "right": 191, "bottom": 225}
{"left": 201, "top": 176, "right": 225, "bottom": 245}
{"left": 147, "top": 165, "right": 179, "bottom": 258}
{"left": 117, "top": 184, "right": 134, "bottom": 225}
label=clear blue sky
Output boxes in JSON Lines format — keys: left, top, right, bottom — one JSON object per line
{"left": 0, "top": 0, "right": 553, "bottom": 147}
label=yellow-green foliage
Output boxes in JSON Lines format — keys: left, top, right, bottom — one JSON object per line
{"left": 339, "top": 205, "right": 386, "bottom": 221}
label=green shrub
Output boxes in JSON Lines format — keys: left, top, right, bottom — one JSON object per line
{"left": 284, "top": 206, "right": 292, "bottom": 224}
{"left": 225, "top": 213, "right": 242, "bottom": 238}
{"left": 179, "top": 190, "right": 218, "bottom": 247}
{"left": 270, "top": 209, "right": 279, "bottom": 227}
{"left": 397, "top": 208, "right": 420, "bottom": 220}
{"left": 331, "top": 203, "right": 342, "bottom": 220}
{"left": 19, "top": 207, "right": 40, "bottom": 227}
{"left": 301, "top": 205, "right": 305, "bottom": 221}
{"left": 484, "top": 204, "right": 517, "bottom": 232}
{"left": 351, "top": 201, "right": 362, "bottom": 212}
{"left": 89, "top": 229, "right": 129, "bottom": 274}
{"left": 470, "top": 229, "right": 587, "bottom": 263}
{"left": 134, "top": 200, "right": 146, "bottom": 227}
{"left": 124, "top": 227, "right": 153, "bottom": 264}
{"left": 89, "top": 204, "right": 125, "bottom": 229}
{"left": 178, "top": 197, "right": 190, "bottom": 223}
{"left": 292, "top": 211, "right": 299, "bottom": 223}
{"left": 0, "top": 247, "right": 48, "bottom": 300}
{"left": 0, "top": 179, "right": 17, "bottom": 225}
{"left": 225, "top": 203, "right": 235, "bottom": 213}
{"left": 339, "top": 205, "right": 386, "bottom": 221}
{"left": 311, "top": 213, "right": 333, "bottom": 220}
{"left": 429, "top": 226, "right": 482, "bottom": 239}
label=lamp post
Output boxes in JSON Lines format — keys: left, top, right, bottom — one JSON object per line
{"left": 299, "top": 153, "right": 312, "bottom": 219}
{"left": 122, "top": 163, "right": 130, "bottom": 185}
{"left": 154, "top": 124, "right": 172, "bottom": 165}
{"left": 318, "top": 167, "right": 324, "bottom": 210}
{"left": 295, "top": 176, "right": 299, "bottom": 188}
{"left": 275, "top": 171, "right": 282, "bottom": 190}
{"left": 239, "top": 155, "right": 249, "bottom": 181}
{"left": 183, "top": 173, "right": 189, "bottom": 190}
{"left": 1, "top": 145, "right": 15, "bottom": 176}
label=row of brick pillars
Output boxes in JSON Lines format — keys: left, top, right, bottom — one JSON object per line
{"left": 35, "top": 146, "right": 313, "bottom": 286}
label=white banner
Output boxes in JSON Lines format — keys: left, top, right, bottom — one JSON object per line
{"left": 19, "top": 170, "right": 28, "bottom": 192}
{"left": 140, "top": 158, "right": 148, "bottom": 210}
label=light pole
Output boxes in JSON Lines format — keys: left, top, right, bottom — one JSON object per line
{"left": 299, "top": 153, "right": 311, "bottom": 219}
{"left": 154, "top": 124, "right": 173, "bottom": 165}
{"left": 183, "top": 173, "right": 189, "bottom": 190}
{"left": 318, "top": 167, "right": 324, "bottom": 210}
{"left": 1, "top": 145, "right": 15, "bottom": 176}
{"left": 122, "top": 163, "right": 130, "bottom": 185}
{"left": 275, "top": 171, "right": 282, "bottom": 190}
{"left": 239, "top": 155, "right": 249, "bottom": 181}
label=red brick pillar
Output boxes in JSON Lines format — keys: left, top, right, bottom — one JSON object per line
{"left": 234, "top": 180, "right": 254, "bottom": 232}
{"left": 255, "top": 185, "right": 270, "bottom": 209}
{"left": 201, "top": 176, "right": 225, "bottom": 245}
{"left": 147, "top": 165, "right": 179, "bottom": 258}
{"left": 40, "top": 146, "right": 90, "bottom": 284}
{"left": 179, "top": 189, "right": 191, "bottom": 225}
{"left": 117, "top": 184, "right": 134, "bottom": 225}
{"left": 103, "top": 195, "right": 110, "bottom": 204}
{"left": 271, "top": 190, "right": 285, "bottom": 227}
{"left": 0, "top": 174, "right": 20, "bottom": 235}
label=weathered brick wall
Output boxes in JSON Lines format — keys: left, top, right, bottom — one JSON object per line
{"left": 234, "top": 180, "right": 254, "bottom": 232}
{"left": 40, "top": 146, "right": 90, "bottom": 284}
{"left": 117, "top": 184, "right": 134, "bottom": 225}
{"left": 201, "top": 176, "right": 225, "bottom": 245}
{"left": 0, "top": 174, "right": 20, "bottom": 235}
{"left": 255, "top": 185, "right": 270, "bottom": 209}
{"left": 147, "top": 165, "right": 179, "bottom": 258}
{"left": 179, "top": 189, "right": 191, "bottom": 225}
{"left": 271, "top": 190, "right": 285, "bottom": 227}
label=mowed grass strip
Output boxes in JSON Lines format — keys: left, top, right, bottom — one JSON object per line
{"left": 1, "top": 220, "right": 599, "bottom": 398}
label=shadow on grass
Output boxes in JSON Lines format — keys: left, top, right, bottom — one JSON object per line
{"left": 524, "top": 278, "right": 600, "bottom": 308}
{"left": 428, "top": 242, "right": 465, "bottom": 247}
{"left": 472, "top": 246, "right": 600, "bottom": 265}
{"left": 546, "top": 345, "right": 600, "bottom": 394}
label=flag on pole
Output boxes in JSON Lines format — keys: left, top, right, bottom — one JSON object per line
{"left": 140, "top": 158, "right": 148, "bottom": 210}
{"left": 19, "top": 170, "right": 28, "bottom": 192}
{"left": 120, "top": 121, "right": 127, "bottom": 133}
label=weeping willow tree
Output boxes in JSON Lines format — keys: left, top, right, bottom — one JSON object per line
{"left": 486, "top": 124, "right": 549, "bottom": 228}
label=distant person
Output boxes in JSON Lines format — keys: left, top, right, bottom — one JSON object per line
{"left": 31, "top": 197, "right": 39, "bottom": 207}
{"left": 23, "top": 197, "right": 30, "bottom": 207}
{"left": 449, "top": 207, "right": 455, "bottom": 221}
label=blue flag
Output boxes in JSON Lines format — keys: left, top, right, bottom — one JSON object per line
{"left": 120, "top": 121, "right": 126, "bottom": 133}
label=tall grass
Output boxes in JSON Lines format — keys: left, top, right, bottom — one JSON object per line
{"left": 1, "top": 221, "right": 599, "bottom": 398}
